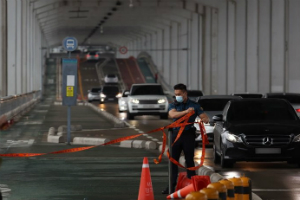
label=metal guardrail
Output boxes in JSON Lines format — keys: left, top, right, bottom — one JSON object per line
{"left": 0, "top": 91, "right": 41, "bottom": 116}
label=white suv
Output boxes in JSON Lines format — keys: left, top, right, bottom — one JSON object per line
{"left": 127, "top": 84, "right": 169, "bottom": 119}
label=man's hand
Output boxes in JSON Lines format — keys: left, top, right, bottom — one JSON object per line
{"left": 199, "top": 113, "right": 209, "bottom": 124}
{"left": 186, "top": 107, "right": 194, "bottom": 113}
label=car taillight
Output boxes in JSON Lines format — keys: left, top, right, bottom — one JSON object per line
{"left": 86, "top": 55, "right": 90, "bottom": 58}
{"left": 296, "top": 109, "right": 300, "bottom": 113}
{"left": 95, "top": 54, "right": 99, "bottom": 57}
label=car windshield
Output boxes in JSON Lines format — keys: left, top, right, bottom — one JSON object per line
{"left": 102, "top": 86, "right": 119, "bottom": 95}
{"left": 227, "top": 100, "right": 298, "bottom": 122}
{"left": 107, "top": 74, "right": 116, "bottom": 78}
{"left": 198, "top": 99, "right": 232, "bottom": 111}
{"left": 89, "top": 52, "right": 97, "bottom": 55}
{"left": 131, "top": 85, "right": 164, "bottom": 95}
{"left": 91, "top": 88, "right": 101, "bottom": 93}
{"left": 267, "top": 94, "right": 300, "bottom": 104}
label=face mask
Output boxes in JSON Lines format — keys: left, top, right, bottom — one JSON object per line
{"left": 175, "top": 96, "right": 184, "bottom": 103}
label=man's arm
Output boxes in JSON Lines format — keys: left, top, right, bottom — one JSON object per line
{"left": 199, "top": 113, "right": 209, "bottom": 124}
{"left": 169, "top": 108, "right": 194, "bottom": 119}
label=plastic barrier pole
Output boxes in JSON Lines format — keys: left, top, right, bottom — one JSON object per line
{"left": 168, "top": 128, "right": 173, "bottom": 194}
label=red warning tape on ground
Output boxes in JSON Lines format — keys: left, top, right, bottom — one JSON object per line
{"left": 0, "top": 111, "right": 207, "bottom": 171}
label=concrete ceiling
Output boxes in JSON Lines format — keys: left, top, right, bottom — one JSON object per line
{"left": 32, "top": 0, "right": 218, "bottom": 47}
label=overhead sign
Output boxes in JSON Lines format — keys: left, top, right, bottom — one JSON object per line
{"left": 119, "top": 46, "right": 128, "bottom": 54}
{"left": 62, "top": 37, "right": 78, "bottom": 52}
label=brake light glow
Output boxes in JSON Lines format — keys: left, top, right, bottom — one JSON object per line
{"left": 296, "top": 109, "right": 300, "bottom": 113}
{"left": 95, "top": 54, "right": 99, "bottom": 58}
{"left": 86, "top": 55, "right": 90, "bottom": 58}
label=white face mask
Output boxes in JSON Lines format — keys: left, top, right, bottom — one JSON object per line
{"left": 175, "top": 96, "right": 184, "bottom": 103}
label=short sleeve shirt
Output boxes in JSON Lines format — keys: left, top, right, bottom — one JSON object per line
{"left": 168, "top": 98, "right": 204, "bottom": 130}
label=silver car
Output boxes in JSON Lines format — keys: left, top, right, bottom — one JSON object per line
{"left": 87, "top": 87, "right": 101, "bottom": 102}
{"left": 195, "top": 95, "right": 242, "bottom": 144}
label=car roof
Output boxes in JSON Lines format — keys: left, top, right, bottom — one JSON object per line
{"left": 265, "top": 93, "right": 300, "bottom": 97}
{"left": 131, "top": 83, "right": 161, "bottom": 86}
{"left": 230, "top": 98, "right": 289, "bottom": 103}
{"left": 199, "top": 95, "right": 242, "bottom": 99}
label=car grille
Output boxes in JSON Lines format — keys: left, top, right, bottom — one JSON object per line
{"left": 242, "top": 135, "right": 292, "bottom": 147}
{"left": 139, "top": 100, "right": 158, "bottom": 104}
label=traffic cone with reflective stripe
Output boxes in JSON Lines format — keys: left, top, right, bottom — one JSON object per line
{"left": 138, "top": 157, "right": 155, "bottom": 200}
{"left": 167, "top": 183, "right": 194, "bottom": 199}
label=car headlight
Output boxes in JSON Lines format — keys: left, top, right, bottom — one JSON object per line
{"left": 226, "top": 132, "right": 242, "bottom": 143}
{"left": 195, "top": 117, "right": 201, "bottom": 123}
{"left": 158, "top": 99, "right": 166, "bottom": 104}
{"left": 293, "top": 134, "right": 300, "bottom": 142}
{"left": 116, "top": 93, "right": 122, "bottom": 98}
{"left": 100, "top": 93, "right": 106, "bottom": 98}
{"left": 88, "top": 93, "right": 92, "bottom": 97}
{"left": 131, "top": 99, "right": 139, "bottom": 104}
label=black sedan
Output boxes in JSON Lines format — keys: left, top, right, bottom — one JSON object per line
{"left": 213, "top": 98, "right": 300, "bottom": 168}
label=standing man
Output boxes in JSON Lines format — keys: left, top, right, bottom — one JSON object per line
{"left": 162, "top": 83, "right": 209, "bottom": 194}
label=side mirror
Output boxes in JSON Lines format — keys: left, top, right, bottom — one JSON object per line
{"left": 212, "top": 114, "right": 223, "bottom": 122}
{"left": 124, "top": 91, "right": 130, "bottom": 95}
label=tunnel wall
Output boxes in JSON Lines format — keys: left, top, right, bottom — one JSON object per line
{"left": 116, "top": 0, "right": 300, "bottom": 95}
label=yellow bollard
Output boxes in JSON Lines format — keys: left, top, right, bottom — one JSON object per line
{"left": 219, "top": 179, "right": 235, "bottom": 200}
{"left": 207, "top": 182, "right": 227, "bottom": 200}
{"left": 200, "top": 188, "right": 219, "bottom": 200}
{"left": 185, "top": 191, "right": 207, "bottom": 200}
{"left": 228, "top": 177, "right": 243, "bottom": 200}
{"left": 240, "top": 176, "right": 252, "bottom": 200}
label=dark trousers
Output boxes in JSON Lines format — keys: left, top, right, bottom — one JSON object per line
{"left": 171, "top": 129, "right": 196, "bottom": 191}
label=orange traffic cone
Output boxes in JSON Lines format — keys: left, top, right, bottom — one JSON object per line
{"left": 175, "top": 172, "right": 192, "bottom": 191}
{"left": 138, "top": 157, "right": 155, "bottom": 200}
{"left": 167, "top": 176, "right": 211, "bottom": 199}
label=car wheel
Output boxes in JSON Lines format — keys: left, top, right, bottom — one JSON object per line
{"left": 220, "top": 144, "right": 234, "bottom": 168}
{"left": 160, "top": 113, "right": 168, "bottom": 119}
{"left": 127, "top": 112, "right": 134, "bottom": 120}
{"left": 213, "top": 144, "right": 220, "bottom": 164}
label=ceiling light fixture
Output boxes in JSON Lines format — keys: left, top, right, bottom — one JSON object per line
{"left": 104, "top": 17, "right": 108, "bottom": 20}
{"left": 129, "top": 0, "right": 134, "bottom": 8}
{"left": 112, "top": 7, "right": 117, "bottom": 11}
{"left": 107, "top": 12, "right": 112, "bottom": 16}
{"left": 116, "top": 1, "right": 122, "bottom": 6}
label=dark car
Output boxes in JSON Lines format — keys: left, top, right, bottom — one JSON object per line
{"left": 265, "top": 93, "right": 300, "bottom": 116}
{"left": 232, "top": 93, "right": 263, "bottom": 98}
{"left": 99, "top": 85, "right": 120, "bottom": 104}
{"left": 213, "top": 98, "right": 300, "bottom": 168}
{"left": 187, "top": 90, "right": 204, "bottom": 102}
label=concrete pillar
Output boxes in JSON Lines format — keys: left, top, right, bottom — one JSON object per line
{"left": 7, "top": 0, "right": 17, "bottom": 95}
{"left": 258, "top": 0, "right": 271, "bottom": 93}
{"left": 246, "top": 0, "right": 258, "bottom": 92}
{"left": 227, "top": 1, "right": 235, "bottom": 94}
{"left": 156, "top": 29, "right": 163, "bottom": 74}
{"left": 211, "top": 8, "right": 218, "bottom": 94}
{"left": 0, "top": 0, "right": 7, "bottom": 97}
{"left": 271, "top": 0, "right": 285, "bottom": 92}
{"left": 203, "top": 7, "right": 212, "bottom": 95}
{"left": 178, "top": 19, "right": 188, "bottom": 86}
{"left": 170, "top": 22, "right": 179, "bottom": 87}
{"left": 22, "top": 0, "right": 28, "bottom": 93}
{"left": 190, "top": 13, "right": 200, "bottom": 90}
{"left": 217, "top": 0, "right": 227, "bottom": 94}
{"left": 235, "top": 0, "right": 246, "bottom": 93}
{"left": 288, "top": 0, "right": 300, "bottom": 92}
{"left": 16, "top": 0, "right": 22, "bottom": 94}
{"left": 163, "top": 26, "right": 171, "bottom": 85}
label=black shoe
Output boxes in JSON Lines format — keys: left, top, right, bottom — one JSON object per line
{"left": 161, "top": 186, "right": 169, "bottom": 194}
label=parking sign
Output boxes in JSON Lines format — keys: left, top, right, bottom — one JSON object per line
{"left": 63, "top": 37, "right": 78, "bottom": 52}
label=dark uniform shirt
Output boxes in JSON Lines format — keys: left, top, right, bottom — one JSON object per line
{"left": 168, "top": 98, "right": 204, "bottom": 130}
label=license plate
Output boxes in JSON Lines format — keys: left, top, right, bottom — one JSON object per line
{"left": 141, "top": 105, "right": 154, "bottom": 108}
{"left": 108, "top": 98, "right": 114, "bottom": 101}
{"left": 255, "top": 148, "right": 281, "bottom": 154}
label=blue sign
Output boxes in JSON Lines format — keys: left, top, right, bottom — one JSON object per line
{"left": 62, "top": 37, "right": 78, "bottom": 52}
